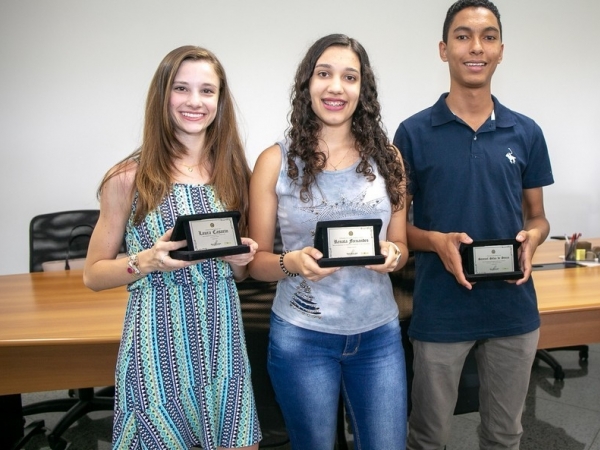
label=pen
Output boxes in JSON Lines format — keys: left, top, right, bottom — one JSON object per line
{"left": 566, "top": 233, "right": 575, "bottom": 259}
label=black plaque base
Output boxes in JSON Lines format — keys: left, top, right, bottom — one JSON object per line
{"left": 317, "top": 255, "right": 385, "bottom": 268}
{"left": 170, "top": 245, "right": 250, "bottom": 261}
{"left": 464, "top": 270, "right": 523, "bottom": 282}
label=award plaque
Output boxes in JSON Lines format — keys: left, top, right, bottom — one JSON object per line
{"left": 169, "top": 211, "right": 250, "bottom": 261}
{"left": 314, "top": 219, "right": 385, "bottom": 268}
{"left": 460, "top": 239, "right": 523, "bottom": 282}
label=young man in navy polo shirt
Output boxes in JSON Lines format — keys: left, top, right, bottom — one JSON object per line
{"left": 393, "top": 1, "right": 554, "bottom": 449}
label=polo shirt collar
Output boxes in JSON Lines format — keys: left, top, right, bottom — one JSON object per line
{"left": 431, "top": 93, "right": 516, "bottom": 128}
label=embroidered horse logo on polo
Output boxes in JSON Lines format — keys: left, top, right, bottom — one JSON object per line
{"left": 505, "top": 148, "right": 516, "bottom": 164}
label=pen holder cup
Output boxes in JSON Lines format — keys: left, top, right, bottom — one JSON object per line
{"left": 565, "top": 240, "right": 592, "bottom": 261}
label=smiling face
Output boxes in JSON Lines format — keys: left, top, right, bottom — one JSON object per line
{"left": 169, "top": 59, "right": 220, "bottom": 142}
{"left": 308, "top": 45, "right": 361, "bottom": 131}
{"left": 440, "top": 6, "right": 504, "bottom": 91}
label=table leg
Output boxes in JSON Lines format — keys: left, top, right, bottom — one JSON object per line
{"left": 0, "top": 393, "right": 45, "bottom": 450}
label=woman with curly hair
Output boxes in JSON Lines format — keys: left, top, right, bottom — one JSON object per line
{"left": 248, "top": 34, "right": 408, "bottom": 450}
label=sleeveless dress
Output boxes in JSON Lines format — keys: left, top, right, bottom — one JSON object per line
{"left": 112, "top": 183, "right": 261, "bottom": 450}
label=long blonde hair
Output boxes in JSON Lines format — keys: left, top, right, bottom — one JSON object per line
{"left": 99, "top": 45, "right": 251, "bottom": 232}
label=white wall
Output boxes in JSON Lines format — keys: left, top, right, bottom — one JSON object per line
{"left": 1, "top": 0, "right": 598, "bottom": 275}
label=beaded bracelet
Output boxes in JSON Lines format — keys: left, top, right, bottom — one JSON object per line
{"left": 279, "top": 250, "right": 299, "bottom": 277}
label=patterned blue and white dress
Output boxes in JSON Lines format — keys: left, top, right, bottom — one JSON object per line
{"left": 112, "top": 183, "right": 261, "bottom": 449}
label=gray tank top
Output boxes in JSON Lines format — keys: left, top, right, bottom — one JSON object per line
{"left": 272, "top": 141, "right": 398, "bottom": 334}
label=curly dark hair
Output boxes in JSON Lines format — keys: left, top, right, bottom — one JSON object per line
{"left": 443, "top": 0, "right": 502, "bottom": 43}
{"left": 286, "top": 34, "right": 406, "bottom": 211}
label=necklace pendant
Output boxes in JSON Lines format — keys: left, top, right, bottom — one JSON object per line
{"left": 187, "top": 166, "right": 193, "bottom": 173}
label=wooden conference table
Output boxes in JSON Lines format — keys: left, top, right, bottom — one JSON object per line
{"left": 0, "top": 271, "right": 126, "bottom": 449}
{"left": 0, "top": 239, "right": 598, "bottom": 444}
{"left": 532, "top": 238, "right": 600, "bottom": 348}
{"left": 0, "top": 271, "right": 126, "bottom": 396}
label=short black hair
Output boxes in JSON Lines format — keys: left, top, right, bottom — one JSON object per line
{"left": 442, "top": 0, "right": 502, "bottom": 43}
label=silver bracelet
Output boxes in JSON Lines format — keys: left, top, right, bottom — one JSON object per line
{"left": 387, "top": 241, "right": 402, "bottom": 264}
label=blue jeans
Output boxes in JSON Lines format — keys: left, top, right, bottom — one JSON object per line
{"left": 268, "top": 313, "right": 407, "bottom": 450}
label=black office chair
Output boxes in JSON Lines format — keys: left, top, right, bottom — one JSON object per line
{"left": 24, "top": 210, "right": 118, "bottom": 450}
{"left": 534, "top": 346, "right": 589, "bottom": 381}
{"left": 236, "top": 226, "right": 348, "bottom": 449}
{"left": 237, "top": 277, "right": 350, "bottom": 449}
{"left": 237, "top": 278, "right": 289, "bottom": 448}
{"left": 390, "top": 256, "right": 481, "bottom": 417}
{"left": 236, "top": 223, "right": 290, "bottom": 448}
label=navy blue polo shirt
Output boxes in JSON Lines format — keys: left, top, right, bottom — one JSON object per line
{"left": 394, "top": 94, "right": 554, "bottom": 342}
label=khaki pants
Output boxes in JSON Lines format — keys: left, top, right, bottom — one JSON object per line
{"left": 407, "top": 329, "right": 539, "bottom": 450}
